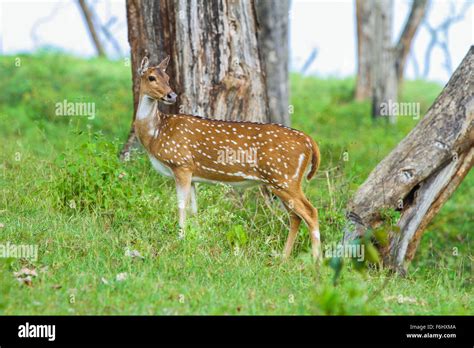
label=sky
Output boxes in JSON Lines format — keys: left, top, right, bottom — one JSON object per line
{"left": 0, "top": 0, "right": 472, "bottom": 84}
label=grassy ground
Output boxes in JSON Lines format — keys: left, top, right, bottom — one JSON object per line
{"left": 0, "top": 52, "right": 472, "bottom": 315}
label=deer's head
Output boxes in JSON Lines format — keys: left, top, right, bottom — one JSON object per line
{"left": 138, "top": 56, "right": 177, "bottom": 104}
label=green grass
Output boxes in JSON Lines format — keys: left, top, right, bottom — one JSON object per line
{"left": 0, "top": 52, "right": 472, "bottom": 315}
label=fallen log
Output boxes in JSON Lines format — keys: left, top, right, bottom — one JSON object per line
{"left": 343, "top": 46, "right": 474, "bottom": 274}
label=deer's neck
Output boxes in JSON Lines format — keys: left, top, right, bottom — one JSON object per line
{"left": 134, "top": 94, "right": 164, "bottom": 152}
{"left": 136, "top": 94, "right": 158, "bottom": 120}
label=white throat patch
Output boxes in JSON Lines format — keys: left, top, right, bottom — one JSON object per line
{"left": 136, "top": 94, "right": 157, "bottom": 120}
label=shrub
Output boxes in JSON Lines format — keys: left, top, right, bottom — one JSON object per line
{"left": 53, "top": 131, "right": 132, "bottom": 212}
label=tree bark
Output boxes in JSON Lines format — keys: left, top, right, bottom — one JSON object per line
{"left": 344, "top": 46, "right": 474, "bottom": 274}
{"left": 355, "top": 0, "right": 428, "bottom": 119}
{"left": 371, "top": 0, "right": 397, "bottom": 123}
{"left": 119, "top": 0, "right": 143, "bottom": 160}
{"left": 355, "top": 0, "right": 374, "bottom": 101}
{"left": 255, "top": 0, "right": 290, "bottom": 126}
{"left": 121, "top": 0, "right": 279, "bottom": 159}
{"left": 77, "top": 0, "right": 106, "bottom": 57}
{"left": 394, "top": 0, "right": 429, "bottom": 84}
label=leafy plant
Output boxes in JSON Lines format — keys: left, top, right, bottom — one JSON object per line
{"left": 53, "top": 131, "right": 133, "bottom": 212}
{"left": 380, "top": 207, "right": 401, "bottom": 227}
{"left": 0, "top": 258, "right": 16, "bottom": 312}
{"left": 226, "top": 224, "right": 248, "bottom": 248}
{"left": 313, "top": 273, "right": 376, "bottom": 315}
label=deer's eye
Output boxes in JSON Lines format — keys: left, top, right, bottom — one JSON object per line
{"left": 148, "top": 76, "right": 156, "bottom": 82}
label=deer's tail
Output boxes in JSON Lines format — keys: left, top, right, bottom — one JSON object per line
{"left": 306, "top": 136, "right": 321, "bottom": 181}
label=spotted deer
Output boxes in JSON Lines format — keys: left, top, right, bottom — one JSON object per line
{"left": 133, "top": 56, "right": 322, "bottom": 260}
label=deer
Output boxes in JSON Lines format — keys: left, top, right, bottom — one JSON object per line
{"left": 133, "top": 56, "right": 322, "bottom": 261}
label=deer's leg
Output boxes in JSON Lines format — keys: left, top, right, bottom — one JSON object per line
{"left": 301, "top": 195, "right": 321, "bottom": 261}
{"left": 188, "top": 183, "right": 198, "bottom": 215}
{"left": 275, "top": 194, "right": 302, "bottom": 259}
{"left": 271, "top": 188, "right": 321, "bottom": 261}
{"left": 173, "top": 169, "right": 193, "bottom": 230}
{"left": 283, "top": 211, "right": 302, "bottom": 259}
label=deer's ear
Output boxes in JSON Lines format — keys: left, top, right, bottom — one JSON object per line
{"left": 158, "top": 55, "right": 170, "bottom": 71}
{"left": 138, "top": 56, "right": 149, "bottom": 75}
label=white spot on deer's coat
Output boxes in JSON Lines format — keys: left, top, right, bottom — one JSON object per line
{"left": 293, "top": 154, "right": 305, "bottom": 179}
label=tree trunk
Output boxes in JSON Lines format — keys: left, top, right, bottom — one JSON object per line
{"left": 355, "top": 0, "right": 428, "bottom": 119}
{"left": 371, "top": 0, "right": 397, "bottom": 123}
{"left": 343, "top": 46, "right": 474, "bottom": 274}
{"left": 121, "top": 0, "right": 274, "bottom": 159}
{"left": 394, "top": 0, "right": 429, "bottom": 85}
{"left": 355, "top": 0, "right": 374, "bottom": 101}
{"left": 119, "top": 0, "right": 143, "bottom": 160}
{"left": 77, "top": 0, "right": 106, "bottom": 57}
{"left": 255, "top": 0, "right": 290, "bottom": 125}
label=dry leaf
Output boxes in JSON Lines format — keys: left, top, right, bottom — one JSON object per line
{"left": 14, "top": 267, "right": 38, "bottom": 286}
{"left": 17, "top": 276, "right": 33, "bottom": 286}
{"left": 14, "top": 267, "right": 38, "bottom": 278}
{"left": 116, "top": 272, "right": 128, "bottom": 282}
{"left": 384, "top": 295, "right": 426, "bottom": 306}
{"left": 125, "top": 248, "right": 144, "bottom": 260}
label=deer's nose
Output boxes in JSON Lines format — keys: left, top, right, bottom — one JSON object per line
{"left": 166, "top": 92, "right": 177, "bottom": 102}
